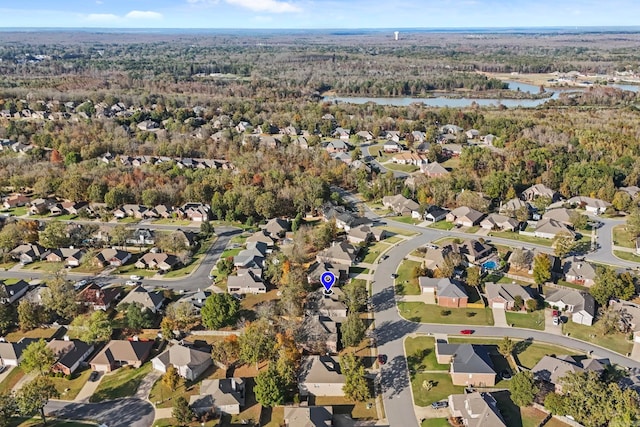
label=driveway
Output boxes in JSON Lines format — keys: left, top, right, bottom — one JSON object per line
{"left": 74, "top": 371, "right": 105, "bottom": 402}
{"left": 46, "top": 398, "right": 155, "bottom": 427}
{"left": 492, "top": 307, "right": 509, "bottom": 327}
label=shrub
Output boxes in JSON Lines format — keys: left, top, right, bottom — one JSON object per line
{"left": 441, "top": 310, "right": 451, "bottom": 316}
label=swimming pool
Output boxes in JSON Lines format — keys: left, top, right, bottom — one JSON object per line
{"left": 482, "top": 260, "right": 499, "bottom": 270}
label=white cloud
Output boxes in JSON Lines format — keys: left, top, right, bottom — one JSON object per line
{"left": 225, "top": 0, "right": 301, "bottom": 13}
{"left": 125, "top": 10, "right": 164, "bottom": 20}
{"left": 86, "top": 13, "right": 119, "bottom": 21}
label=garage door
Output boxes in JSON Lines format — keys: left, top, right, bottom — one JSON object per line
{"left": 492, "top": 302, "right": 506, "bottom": 309}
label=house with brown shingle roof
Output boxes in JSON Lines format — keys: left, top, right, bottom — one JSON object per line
{"left": 90, "top": 339, "right": 154, "bottom": 372}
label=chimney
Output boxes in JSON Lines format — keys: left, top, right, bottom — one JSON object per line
{"left": 63, "top": 335, "right": 70, "bottom": 341}
{"left": 133, "top": 335, "right": 139, "bottom": 341}
{"left": 96, "top": 290, "right": 101, "bottom": 298}
{"left": 231, "top": 378, "right": 236, "bottom": 391}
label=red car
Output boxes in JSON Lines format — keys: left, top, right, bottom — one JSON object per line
{"left": 460, "top": 329, "right": 474, "bottom": 335}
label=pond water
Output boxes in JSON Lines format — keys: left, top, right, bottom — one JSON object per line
{"left": 323, "top": 80, "right": 639, "bottom": 108}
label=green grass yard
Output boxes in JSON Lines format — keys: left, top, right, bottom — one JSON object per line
{"left": 505, "top": 310, "right": 545, "bottom": 330}
{"left": 398, "top": 302, "right": 495, "bottom": 326}
{"left": 489, "top": 231, "right": 553, "bottom": 247}
{"left": 614, "top": 251, "right": 640, "bottom": 263}
{"left": 421, "top": 419, "right": 450, "bottom": 427}
{"left": 395, "top": 259, "right": 421, "bottom": 295}
{"left": 562, "top": 320, "right": 633, "bottom": 355}
{"left": 404, "top": 336, "right": 449, "bottom": 371}
{"left": 428, "top": 221, "right": 455, "bottom": 231}
{"left": 362, "top": 241, "right": 392, "bottom": 264}
{"left": 612, "top": 225, "right": 636, "bottom": 248}
{"left": 50, "top": 369, "right": 92, "bottom": 401}
{"left": 410, "top": 372, "right": 464, "bottom": 406}
{"left": 90, "top": 363, "right": 152, "bottom": 402}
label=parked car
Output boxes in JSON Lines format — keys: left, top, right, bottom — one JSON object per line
{"left": 390, "top": 273, "right": 398, "bottom": 279}
{"left": 377, "top": 354, "right": 387, "bottom": 365}
{"left": 431, "top": 401, "right": 448, "bottom": 409}
{"left": 89, "top": 371, "right": 99, "bottom": 382}
{"left": 460, "top": 329, "right": 474, "bottom": 335}
{"left": 552, "top": 316, "right": 559, "bottom": 326}
{"left": 0, "top": 365, "right": 6, "bottom": 374}
{"left": 500, "top": 370, "right": 512, "bottom": 380}
{"left": 130, "top": 275, "right": 142, "bottom": 281}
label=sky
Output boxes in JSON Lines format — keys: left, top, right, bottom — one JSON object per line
{"left": 2, "top": 0, "right": 640, "bottom": 29}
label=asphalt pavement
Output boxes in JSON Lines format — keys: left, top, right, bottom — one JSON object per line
{"left": 46, "top": 398, "right": 155, "bottom": 427}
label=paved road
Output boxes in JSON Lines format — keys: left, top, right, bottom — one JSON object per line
{"left": 0, "top": 226, "right": 241, "bottom": 293}
{"left": 360, "top": 143, "right": 409, "bottom": 178}
{"left": 46, "top": 398, "right": 155, "bottom": 427}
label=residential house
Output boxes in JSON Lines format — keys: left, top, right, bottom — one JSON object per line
{"left": 171, "top": 229, "right": 198, "bottom": 248}
{"left": 298, "top": 355, "right": 345, "bottom": 397}
{"left": 499, "top": 198, "right": 530, "bottom": 218}
{"left": 135, "top": 252, "right": 180, "bottom": 272}
{"left": 435, "top": 342, "right": 496, "bottom": 386}
{"left": 485, "top": 283, "right": 536, "bottom": 310}
{"left": 180, "top": 202, "right": 211, "bottom": 222}
{"left": 532, "top": 355, "right": 605, "bottom": 393}
{"left": 448, "top": 392, "right": 507, "bottom": 427}
{"left": 382, "top": 194, "right": 421, "bottom": 218}
{"left": 415, "top": 141, "right": 431, "bottom": 154}
{"left": 392, "top": 152, "right": 426, "bottom": 166}
{"left": 118, "top": 285, "right": 165, "bottom": 313}
{"left": 522, "top": 184, "right": 559, "bottom": 202}
{"left": 298, "top": 315, "right": 339, "bottom": 354}
{"left": 316, "top": 241, "right": 359, "bottom": 266}
{"left": 90, "top": 339, "right": 154, "bottom": 372}
{"left": 620, "top": 186, "right": 640, "bottom": 199}
{"left": 424, "top": 205, "right": 449, "bottom": 223}
{"left": 10, "top": 243, "right": 48, "bottom": 264}
{"left": 93, "top": 248, "right": 132, "bottom": 267}
{"left": 567, "top": 196, "right": 612, "bottom": 215}
{"left": 325, "top": 140, "right": 350, "bottom": 153}
{"left": 29, "top": 198, "right": 53, "bottom": 215}
{"left": 126, "top": 228, "right": 155, "bottom": 246}
{"left": 441, "top": 143, "right": 463, "bottom": 157}
{"left": 440, "top": 124, "right": 464, "bottom": 135}
{"left": 120, "top": 204, "right": 148, "bottom": 219}
{"left": 483, "top": 134, "right": 497, "bottom": 145}
{"left": 534, "top": 218, "right": 576, "bottom": 239}
{"left": 227, "top": 269, "right": 266, "bottom": 294}
{"left": 0, "top": 280, "right": 29, "bottom": 304}
{"left": 149, "top": 204, "right": 173, "bottom": 219}
{"left": 3, "top": 193, "right": 30, "bottom": 209}
{"left": 306, "top": 288, "right": 348, "bottom": 319}
{"left": 190, "top": 378, "right": 245, "bottom": 415}
{"left": 306, "top": 262, "right": 347, "bottom": 287}
{"left": 383, "top": 141, "right": 402, "bottom": 153}
{"left": 177, "top": 290, "right": 212, "bottom": 316}
{"left": 420, "top": 161, "right": 450, "bottom": 178}
{"left": 0, "top": 338, "right": 36, "bottom": 366}
{"left": 233, "top": 242, "right": 267, "bottom": 269}
{"left": 457, "top": 239, "right": 494, "bottom": 264}
{"left": 47, "top": 338, "right": 94, "bottom": 375}
{"left": 78, "top": 284, "right": 122, "bottom": 311}
{"left": 466, "top": 129, "right": 480, "bottom": 140}
{"left": 355, "top": 130, "right": 374, "bottom": 141}
{"left": 446, "top": 206, "right": 485, "bottom": 227}
{"left": 321, "top": 203, "right": 370, "bottom": 232}
{"left": 422, "top": 245, "right": 455, "bottom": 273}
{"left": 264, "top": 218, "right": 290, "bottom": 239}
{"left": 152, "top": 344, "right": 212, "bottom": 381}
{"left": 45, "top": 247, "right": 85, "bottom": 267}
{"left": 480, "top": 214, "right": 520, "bottom": 232}
{"left": 347, "top": 224, "right": 374, "bottom": 245}
{"left": 563, "top": 257, "right": 597, "bottom": 287}
{"left": 245, "top": 230, "right": 275, "bottom": 248}
{"left": 136, "top": 120, "right": 159, "bottom": 131}
{"left": 542, "top": 208, "right": 574, "bottom": 227}
{"left": 284, "top": 406, "right": 333, "bottom": 427}
{"left": 61, "top": 201, "right": 88, "bottom": 216}
{"left": 411, "top": 130, "right": 426, "bottom": 143}
{"left": 544, "top": 289, "right": 596, "bottom": 326}
{"left": 419, "top": 277, "right": 468, "bottom": 308}
{"left": 332, "top": 128, "right": 350, "bottom": 141}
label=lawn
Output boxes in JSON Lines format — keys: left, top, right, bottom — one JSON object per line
{"left": 555, "top": 280, "right": 588, "bottom": 291}
{"left": 614, "top": 251, "right": 640, "bottom": 263}
{"left": 163, "top": 237, "right": 217, "bottom": 279}
{"left": 393, "top": 215, "right": 421, "bottom": 225}
{"left": 563, "top": 320, "right": 633, "bottom": 355}
{"left": 398, "top": 302, "right": 495, "bottom": 326}
{"left": 493, "top": 391, "right": 550, "bottom": 427}
{"left": 262, "top": 407, "right": 284, "bottom": 427}
{"left": 148, "top": 373, "right": 202, "bottom": 408}
{"left": 350, "top": 267, "right": 370, "bottom": 275}
{"left": 404, "top": 336, "right": 449, "bottom": 371}
{"left": 2, "top": 206, "right": 27, "bottom": 216}
{"left": 153, "top": 419, "right": 218, "bottom": 427}
{"left": 5, "top": 327, "right": 58, "bottom": 341}
{"left": 72, "top": 263, "right": 105, "bottom": 274}
{"left": 220, "top": 247, "right": 242, "bottom": 259}
{"left": 465, "top": 226, "right": 481, "bottom": 234}
{"left": 56, "top": 214, "right": 78, "bottom": 221}
{"left": 50, "top": 369, "right": 92, "bottom": 401}
{"left": 385, "top": 163, "right": 419, "bottom": 173}
{"left": 380, "top": 226, "right": 417, "bottom": 237}
{"left": 151, "top": 218, "right": 193, "bottom": 226}
{"left": 362, "top": 240, "right": 392, "bottom": 264}
{"left": 314, "top": 394, "right": 378, "bottom": 420}
{"left": 613, "top": 225, "right": 636, "bottom": 248}
{"left": 0, "top": 366, "right": 24, "bottom": 391}
{"left": 385, "top": 236, "right": 403, "bottom": 244}
{"left": 89, "top": 363, "right": 153, "bottom": 402}
{"left": 489, "top": 231, "right": 553, "bottom": 247}
{"left": 21, "top": 261, "right": 64, "bottom": 273}
{"left": 421, "top": 419, "right": 450, "bottom": 427}
{"left": 112, "top": 263, "right": 157, "bottom": 278}
{"left": 395, "top": 259, "right": 421, "bottom": 295}
{"left": 428, "top": 221, "right": 455, "bottom": 231}
{"left": 410, "top": 372, "right": 464, "bottom": 406}
{"left": 505, "top": 310, "right": 545, "bottom": 330}
{"left": 241, "top": 289, "right": 281, "bottom": 310}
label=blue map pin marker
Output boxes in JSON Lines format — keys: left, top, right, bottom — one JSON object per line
{"left": 321, "top": 271, "right": 336, "bottom": 294}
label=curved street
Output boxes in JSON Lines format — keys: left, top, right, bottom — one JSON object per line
{"left": 45, "top": 398, "right": 155, "bottom": 427}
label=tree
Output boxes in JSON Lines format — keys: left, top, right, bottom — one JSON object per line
{"left": 466, "top": 266, "right": 481, "bottom": 287}
{"left": 342, "top": 279, "right": 368, "bottom": 312}
{"left": 110, "top": 225, "right": 131, "bottom": 248}
{"left": 239, "top": 320, "right": 276, "bottom": 368}
{"left": 513, "top": 295, "right": 524, "bottom": 311}
{"left": 0, "top": 303, "right": 15, "bottom": 336}
{"left": 17, "top": 376, "right": 59, "bottom": 426}
{"left": 38, "top": 221, "right": 71, "bottom": 249}
{"left": 511, "top": 371, "right": 539, "bottom": 407}
{"left": 598, "top": 306, "right": 623, "bottom": 335}
{"left": 201, "top": 293, "right": 240, "bottom": 330}
{"left": 71, "top": 310, "right": 113, "bottom": 344}
{"left": 439, "top": 252, "right": 462, "bottom": 278}
{"left": 21, "top": 339, "right": 55, "bottom": 375}
{"left": 553, "top": 231, "right": 577, "bottom": 258}
{"left": 342, "top": 352, "right": 371, "bottom": 402}
{"left": 162, "top": 365, "right": 182, "bottom": 391}
{"left": 590, "top": 266, "right": 636, "bottom": 306}
{"left": 0, "top": 392, "right": 17, "bottom": 427}
{"left": 125, "top": 302, "right": 153, "bottom": 331}
{"left": 498, "top": 337, "right": 515, "bottom": 358}
{"left": 509, "top": 248, "right": 529, "bottom": 270}
{"left": 172, "top": 396, "right": 194, "bottom": 426}
{"left": 216, "top": 257, "right": 234, "bottom": 277}
{"left": 199, "top": 221, "right": 214, "bottom": 237}
{"left": 532, "top": 253, "right": 551, "bottom": 285}
{"left": 211, "top": 335, "right": 240, "bottom": 367}
{"left": 164, "top": 301, "right": 195, "bottom": 332}
{"left": 41, "top": 271, "right": 78, "bottom": 321}
{"left": 17, "top": 300, "right": 42, "bottom": 331}
{"left": 526, "top": 298, "right": 541, "bottom": 313}
{"left": 254, "top": 365, "right": 286, "bottom": 407}
{"left": 627, "top": 205, "right": 640, "bottom": 239}
{"left": 341, "top": 312, "right": 366, "bottom": 348}
{"left": 569, "top": 211, "right": 588, "bottom": 230}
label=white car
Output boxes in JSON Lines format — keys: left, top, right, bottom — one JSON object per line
{"left": 125, "top": 280, "right": 140, "bottom": 286}
{"left": 552, "top": 316, "right": 559, "bottom": 326}
{"left": 130, "top": 275, "right": 142, "bottom": 281}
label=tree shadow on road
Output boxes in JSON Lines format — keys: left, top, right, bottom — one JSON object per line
{"left": 371, "top": 285, "right": 397, "bottom": 312}
{"left": 374, "top": 319, "right": 418, "bottom": 346}
{"left": 50, "top": 398, "right": 154, "bottom": 427}
{"left": 380, "top": 354, "right": 411, "bottom": 399}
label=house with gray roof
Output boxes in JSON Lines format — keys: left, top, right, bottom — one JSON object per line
{"left": 480, "top": 213, "right": 520, "bottom": 232}
{"left": 0, "top": 279, "right": 29, "bottom": 304}
{"left": 542, "top": 208, "right": 574, "bottom": 226}
{"left": 152, "top": 344, "right": 212, "bottom": 381}
{"left": 563, "top": 257, "right": 597, "bottom": 287}
{"left": 134, "top": 252, "right": 180, "bottom": 272}
{"left": 306, "top": 262, "right": 347, "bottom": 286}
{"left": 316, "top": 241, "right": 358, "bottom": 266}
{"left": 485, "top": 282, "right": 536, "bottom": 310}
{"left": 567, "top": 196, "right": 612, "bottom": 215}
{"left": 93, "top": 248, "right": 131, "bottom": 267}
{"left": 419, "top": 277, "right": 468, "bottom": 308}
{"left": 532, "top": 355, "right": 605, "bottom": 393}
{"left": 233, "top": 241, "right": 268, "bottom": 269}
{"left": 177, "top": 290, "right": 212, "bottom": 316}
{"left": 190, "top": 378, "right": 245, "bottom": 415}
{"left": 436, "top": 343, "right": 496, "bottom": 386}
{"left": 0, "top": 338, "right": 37, "bottom": 366}
{"left": 449, "top": 392, "right": 506, "bottom": 427}
{"left": 90, "top": 339, "right": 154, "bottom": 372}
{"left": 382, "top": 194, "right": 421, "bottom": 218}
{"left": 10, "top": 243, "right": 48, "bottom": 264}
{"left": 298, "top": 355, "right": 345, "bottom": 397}
{"left": 264, "top": 218, "right": 290, "bottom": 239}
{"left": 117, "top": 285, "right": 165, "bottom": 313}
{"left": 284, "top": 406, "right": 333, "bottom": 427}
{"left": 522, "top": 184, "right": 559, "bottom": 201}
{"left": 306, "top": 288, "right": 347, "bottom": 319}
{"left": 446, "top": 206, "right": 485, "bottom": 227}
{"left": 227, "top": 269, "right": 266, "bottom": 294}
{"left": 47, "top": 338, "right": 95, "bottom": 376}
{"left": 620, "top": 186, "right": 640, "bottom": 199}
{"left": 126, "top": 228, "right": 155, "bottom": 245}
{"left": 298, "top": 315, "right": 339, "bottom": 354}
{"left": 245, "top": 229, "right": 275, "bottom": 248}
{"left": 325, "top": 140, "right": 350, "bottom": 153}
{"left": 347, "top": 224, "right": 374, "bottom": 245}
{"left": 534, "top": 218, "right": 576, "bottom": 239}
{"left": 499, "top": 198, "right": 530, "bottom": 217}
{"left": 544, "top": 288, "right": 596, "bottom": 326}
{"left": 609, "top": 300, "right": 640, "bottom": 343}
{"left": 420, "top": 161, "right": 450, "bottom": 178}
